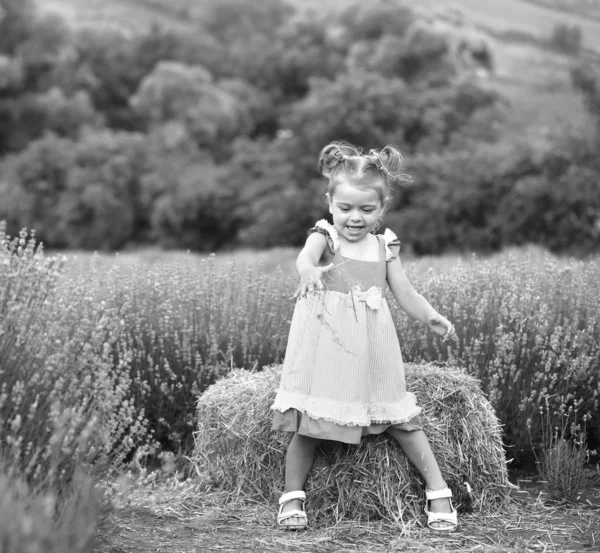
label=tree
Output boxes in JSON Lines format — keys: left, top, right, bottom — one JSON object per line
{"left": 336, "top": 0, "right": 414, "bottom": 42}
{"left": 4, "top": 130, "right": 154, "bottom": 249}
{"left": 283, "top": 71, "right": 414, "bottom": 153}
{"left": 34, "top": 88, "right": 101, "bottom": 139}
{"left": 65, "top": 28, "right": 141, "bottom": 130}
{"left": 1, "top": 133, "right": 75, "bottom": 246}
{"left": 497, "top": 162, "right": 600, "bottom": 253}
{"left": 346, "top": 22, "right": 454, "bottom": 85}
{"left": 571, "top": 62, "right": 600, "bottom": 147}
{"left": 17, "top": 12, "right": 70, "bottom": 92}
{"left": 197, "top": 0, "right": 292, "bottom": 91}
{"left": 394, "top": 21, "right": 454, "bottom": 84}
{"left": 407, "top": 80, "right": 502, "bottom": 152}
{"left": 0, "top": 0, "right": 36, "bottom": 55}
{"left": 0, "top": 2, "right": 75, "bottom": 154}
{"left": 130, "top": 61, "right": 213, "bottom": 123}
{"left": 221, "top": 138, "right": 326, "bottom": 248}
{"left": 150, "top": 161, "right": 240, "bottom": 251}
{"left": 60, "top": 129, "right": 152, "bottom": 249}
{"left": 0, "top": 53, "right": 22, "bottom": 91}
{"left": 550, "top": 23, "right": 582, "bottom": 55}
{"left": 272, "top": 10, "right": 346, "bottom": 100}
{"left": 131, "top": 61, "right": 269, "bottom": 159}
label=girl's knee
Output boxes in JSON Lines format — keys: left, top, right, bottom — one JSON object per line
{"left": 386, "top": 426, "right": 424, "bottom": 442}
{"left": 385, "top": 426, "right": 410, "bottom": 437}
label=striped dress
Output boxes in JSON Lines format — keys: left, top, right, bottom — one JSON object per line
{"left": 271, "top": 220, "right": 422, "bottom": 445}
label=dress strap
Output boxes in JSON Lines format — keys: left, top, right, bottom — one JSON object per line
{"left": 377, "top": 234, "right": 386, "bottom": 261}
{"left": 308, "top": 219, "right": 339, "bottom": 254}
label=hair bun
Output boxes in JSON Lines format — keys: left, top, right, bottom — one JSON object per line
{"left": 368, "top": 145, "right": 412, "bottom": 184}
{"left": 317, "top": 141, "right": 361, "bottom": 177}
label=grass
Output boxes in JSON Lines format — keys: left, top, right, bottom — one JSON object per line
{"left": 540, "top": 437, "right": 589, "bottom": 501}
{"left": 531, "top": 398, "right": 591, "bottom": 502}
{"left": 95, "top": 474, "right": 600, "bottom": 553}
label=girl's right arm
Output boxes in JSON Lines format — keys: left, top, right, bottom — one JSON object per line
{"left": 294, "top": 233, "right": 334, "bottom": 297}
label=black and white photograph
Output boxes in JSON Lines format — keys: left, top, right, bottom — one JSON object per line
{"left": 0, "top": 0, "right": 599, "bottom": 551}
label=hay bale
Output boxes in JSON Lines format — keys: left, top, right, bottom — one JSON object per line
{"left": 192, "top": 363, "right": 510, "bottom": 524}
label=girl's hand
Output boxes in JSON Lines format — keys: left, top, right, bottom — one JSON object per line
{"left": 293, "top": 263, "right": 334, "bottom": 298}
{"left": 428, "top": 313, "right": 457, "bottom": 343}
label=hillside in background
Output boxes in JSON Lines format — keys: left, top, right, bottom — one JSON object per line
{"left": 39, "top": 0, "right": 202, "bottom": 34}
{"left": 523, "top": 0, "right": 600, "bottom": 22}
{"left": 35, "top": 0, "right": 599, "bottom": 142}
{"left": 37, "top": 0, "right": 600, "bottom": 51}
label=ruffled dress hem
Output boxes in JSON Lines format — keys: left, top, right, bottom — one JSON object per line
{"left": 271, "top": 389, "right": 421, "bottom": 427}
{"left": 271, "top": 407, "right": 423, "bottom": 444}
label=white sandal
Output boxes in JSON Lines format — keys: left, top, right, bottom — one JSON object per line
{"left": 424, "top": 487, "right": 458, "bottom": 532}
{"left": 277, "top": 490, "right": 308, "bottom": 530}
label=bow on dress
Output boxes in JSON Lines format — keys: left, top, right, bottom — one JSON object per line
{"left": 347, "top": 285, "right": 382, "bottom": 311}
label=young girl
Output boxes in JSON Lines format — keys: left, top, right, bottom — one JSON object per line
{"left": 271, "top": 141, "right": 458, "bottom": 532}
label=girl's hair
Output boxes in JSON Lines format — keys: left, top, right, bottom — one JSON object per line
{"left": 317, "top": 141, "right": 411, "bottom": 208}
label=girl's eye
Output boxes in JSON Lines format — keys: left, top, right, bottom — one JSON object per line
{"left": 339, "top": 207, "right": 350, "bottom": 212}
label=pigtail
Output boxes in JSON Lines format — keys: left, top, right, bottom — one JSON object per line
{"left": 369, "top": 145, "right": 413, "bottom": 185}
{"left": 318, "top": 141, "right": 362, "bottom": 178}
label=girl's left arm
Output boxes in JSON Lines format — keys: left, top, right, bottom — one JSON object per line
{"left": 386, "top": 257, "right": 456, "bottom": 341}
{"left": 386, "top": 256, "right": 437, "bottom": 324}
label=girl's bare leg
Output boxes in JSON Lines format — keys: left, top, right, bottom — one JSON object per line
{"left": 280, "top": 433, "right": 320, "bottom": 525}
{"left": 385, "top": 428, "right": 453, "bottom": 514}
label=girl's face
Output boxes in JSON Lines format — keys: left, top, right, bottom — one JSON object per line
{"left": 328, "top": 180, "right": 383, "bottom": 243}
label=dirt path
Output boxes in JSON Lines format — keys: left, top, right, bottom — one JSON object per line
{"left": 95, "top": 477, "right": 599, "bottom": 553}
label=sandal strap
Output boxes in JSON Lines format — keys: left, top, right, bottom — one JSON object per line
{"left": 425, "top": 509, "right": 457, "bottom": 522}
{"left": 279, "top": 490, "right": 306, "bottom": 505}
{"left": 425, "top": 487, "right": 453, "bottom": 501}
{"left": 426, "top": 509, "right": 458, "bottom": 530}
{"left": 277, "top": 509, "right": 307, "bottom": 523}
